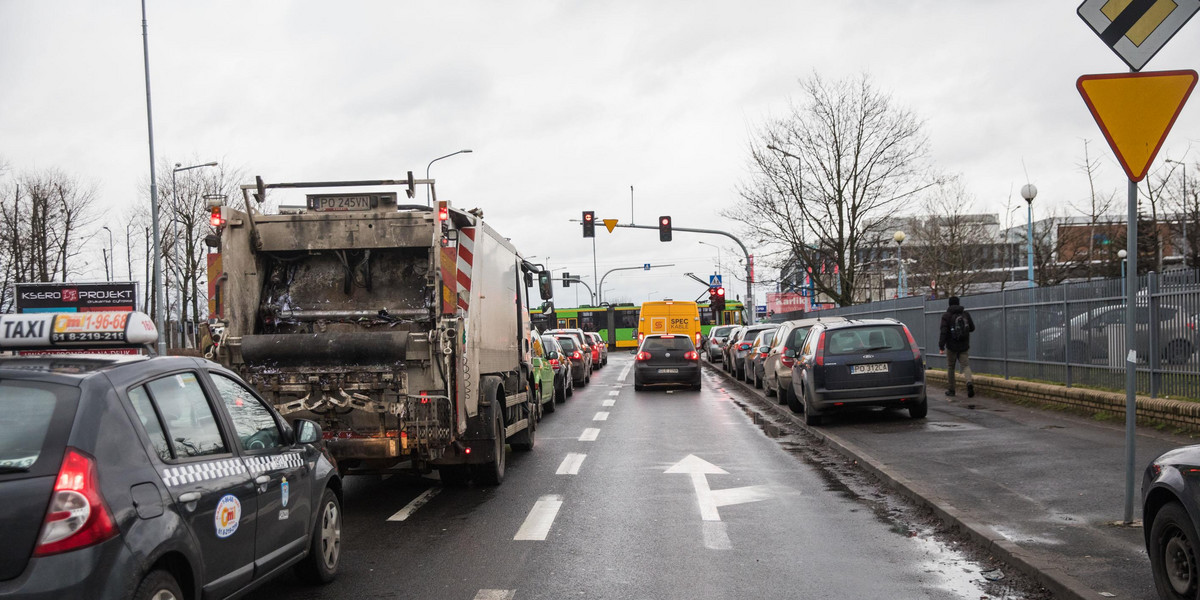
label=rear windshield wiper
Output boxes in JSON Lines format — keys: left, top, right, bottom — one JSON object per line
{"left": 0, "top": 466, "right": 31, "bottom": 474}
{"left": 863, "top": 345, "right": 893, "bottom": 352}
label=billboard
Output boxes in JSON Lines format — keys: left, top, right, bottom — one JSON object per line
{"left": 15, "top": 282, "right": 139, "bottom": 313}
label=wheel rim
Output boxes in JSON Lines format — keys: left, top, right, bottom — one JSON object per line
{"left": 150, "top": 591, "right": 178, "bottom": 600}
{"left": 1164, "top": 526, "right": 1197, "bottom": 595}
{"left": 319, "top": 499, "right": 341, "bottom": 571}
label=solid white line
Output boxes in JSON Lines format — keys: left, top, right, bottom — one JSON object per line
{"left": 387, "top": 487, "right": 441, "bottom": 522}
{"left": 602, "top": 399, "right": 615, "bottom": 407}
{"left": 556, "top": 453, "right": 587, "bottom": 475}
{"left": 593, "top": 411, "right": 609, "bottom": 421}
{"left": 703, "top": 521, "right": 732, "bottom": 550}
{"left": 474, "top": 590, "right": 516, "bottom": 600}
{"left": 579, "top": 428, "right": 600, "bottom": 441}
{"left": 607, "top": 390, "right": 620, "bottom": 396}
{"left": 514, "top": 495, "right": 563, "bottom": 540}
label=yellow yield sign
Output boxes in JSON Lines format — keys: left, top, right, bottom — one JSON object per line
{"left": 602, "top": 219, "right": 618, "bottom": 233}
{"left": 1077, "top": 70, "right": 1197, "bottom": 182}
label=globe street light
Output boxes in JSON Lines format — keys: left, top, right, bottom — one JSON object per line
{"left": 426, "top": 149, "right": 473, "bottom": 206}
{"left": 1020, "top": 183, "right": 1037, "bottom": 288}
{"left": 1118, "top": 249, "right": 1128, "bottom": 284}
{"left": 893, "top": 231, "right": 906, "bottom": 298}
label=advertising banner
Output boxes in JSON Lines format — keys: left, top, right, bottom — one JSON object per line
{"left": 15, "top": 282, "right": 139, "bottom": 313}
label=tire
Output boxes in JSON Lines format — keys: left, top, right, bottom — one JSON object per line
{"left": 1165, "top": 340, "right": 1194, "bottom": 365}
{"left": 439, "top": 465, "right": 471, "bottom": 485}
{"left": 776, "top": 381, "right": 788, "bottom": 405}
{"left": 1150, "top": 501, "right": 1199, "bottom": 600}
{"left": 134, "top": 570, "right": 183, "bottom": 600}
{"left": 554, "top": 377, "right": 566, "bottom": 403}
{"left": 510, "top": 399, "right": 536, "bottom": 452}
{"left": 765, "top": 373, "right": 776, "bottom": 397}
{"left": 753, "top": 367, "right": 763, "bottom": 389}
{"left": 802, "top": 388, "right": 822, "bottom": 426}
{"left": 295, "top": 487, "right": 341, "bottom": 584}
{"left": 566, "top": 377, "right": 575, "bottom": 397}
{"left": 542, "top": 384, "right": 556, "bottom": 414}
{"left": 472, "top": 404, "right": 506, "bottom": 486}
{"left": 634, "top": 376, "right": 644, "bottom": 392}
{"left": 786, "top": 382, "right": 803, "bottom": 413}
{"left": 908, "top": 398, "right": 928, "bottom": 419}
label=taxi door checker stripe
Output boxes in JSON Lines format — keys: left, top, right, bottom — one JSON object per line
{"left": 161, "top": 458, "right": 247, "bottom": 487}
{"left": 244, "top": 453, "right": 304, "bottom": 474}
{"left": 456, "top": 227, "right": 476, "bottom": 312}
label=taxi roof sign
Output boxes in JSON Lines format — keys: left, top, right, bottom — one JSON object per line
{"left": 1077, "top": 70, "right": 1198, "bottom": 181}
{"left": 0, "top": 311, "right": 157, "bottom": 351}
{"left": 1078, "top": 0, "right": 1200, "bottom": 71}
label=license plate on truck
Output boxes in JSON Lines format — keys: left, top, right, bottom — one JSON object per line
{"left": 658, "top": 368, "right": 679, "bottom": 374}
{"left": 851, "top": 363, "right": 888, "bottom": 374}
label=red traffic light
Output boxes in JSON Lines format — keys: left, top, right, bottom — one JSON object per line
{"left": 716, "top": 287, "right": 725, "bottom": 297}
{"left": 584, "top": 213, "right": 594, "bottom": 222}
{"left": 660, "top": 217, "right": 669, "bottom": 225}
{"left": 210, "top": 206, "right": 224, "bottom": 228}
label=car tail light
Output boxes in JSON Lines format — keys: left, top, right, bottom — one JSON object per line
{"left": 572, "top": 351, "right": 582, "bottom": 360}
{"left": 34, "top": 448, "right": 118, "bottom": 556}
{"left": 903, "top": 327, "right": 921, "bottom": 360}
{"left": 638, "top": 333, "right": 645, "bottom": 343}
{"left": 815, "top": 332, "right": 827, "bottom": 367}
{"left": 684, "top": 351, "right": 699, "bottom": 360}
{"left": 695, "top": 333, "right": 701, "bottom": 347}
{"left": 781, "top": 355, "right": 795, "bottom": 368}
{"left": 636, "top": 351, "right": 651, "bottom": 361}
{"left": 550, "top": 358, "right": 560, "bottom": 368}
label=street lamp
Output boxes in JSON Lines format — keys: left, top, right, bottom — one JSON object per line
{"left": 1020, "top": 183, "right": 1037, "bottom": 288}
{"left": 893, "top": 231, "right": 906, "bottom": 298}
{"left": 101, "top": 226, "right": 114, "bottom": 281}
{"left": 698, "top": 241, "right": 723, "bottom": 280}
{"left": 426, "top": 149, "right": 473, "bottom": 206}
{"left": 1118, "top": 249, "right": 1128, "bottom": 284}
{"left": 171, "top": 162, "right": 217, "bottom": 349}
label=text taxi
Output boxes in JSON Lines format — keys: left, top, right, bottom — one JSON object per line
{"left": 0, "top": 312, "right": 342, "bottom": 600}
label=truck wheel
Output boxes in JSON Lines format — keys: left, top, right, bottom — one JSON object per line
{"left": 295, "top": 487, "right": 341, "bottom": 584}
{"left": 133, "top": 570, "right": 182, "bottom": 600}
{"left": 510, "top": 399, "right": 536, "bottom": 452}
{"left": 472, "top": 398, "right": 506, "bottom": 486}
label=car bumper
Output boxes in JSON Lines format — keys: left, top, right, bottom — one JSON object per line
{"left": 812, "top": 382, "right": 926, "bottom": 410}
{"left": 0, "top": 537, "right": 139, "bottom": 600}
{"left": 634, "top": 364, "right": 701, "bottom": 386}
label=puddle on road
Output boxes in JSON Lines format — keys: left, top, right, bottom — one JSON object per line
{"left": 727, "top": 384, "right": 1052, "bottom": 600}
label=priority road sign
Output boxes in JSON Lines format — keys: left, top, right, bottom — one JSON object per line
{"left": 1078, "top": 0, "right": 1200, "bottom": 71}
{"left": 1077, "top": 70, "right": 1198, "bottom": 181}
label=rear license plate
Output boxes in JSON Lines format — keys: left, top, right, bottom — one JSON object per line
{"left": 658, "top": 368, "right": 679, "bottom": 374}
{"left": 851, "top": 363, "right": 888, "bottom": 374}
{"left": 307, "top": 195, "right": 374, "bottom": 211}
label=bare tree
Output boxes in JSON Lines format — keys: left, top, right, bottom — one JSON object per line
{"left": 1141, "top": 165, "right": 1175, "bottom": 273}
{"left": 726, "top": 73, "right": 936, "bottom": 306}
{"left": 1070, "top": 140, "right": 1119, "bottom": 280}
{"left": 906, "top": 178, "right": 993, "bottom": 298}
{"left": 1031, "top": 212, "right": 1078, "bottom": 287}
{"left": 1164, "top": 156, "right": 1199, "bottom": 268}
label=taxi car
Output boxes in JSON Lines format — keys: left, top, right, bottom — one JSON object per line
{"left": 0, "top": 312, "right": 342, "bottom": 600}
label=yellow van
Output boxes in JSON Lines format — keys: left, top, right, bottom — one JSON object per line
{"left": 638, "top": 301, "right": 702, "bottom": 347}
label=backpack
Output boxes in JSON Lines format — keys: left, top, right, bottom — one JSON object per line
{"left": 950, "top": 313, "right": 970, "bottom": 342}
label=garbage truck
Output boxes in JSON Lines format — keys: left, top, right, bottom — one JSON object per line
{"left": 207, "top": 174, "right": 552, "bottom": 485}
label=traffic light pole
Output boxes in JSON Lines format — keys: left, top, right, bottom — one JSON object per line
{"left": 554, "top": 277, "right": 595, "bottom": 305}
{"left": 597, "top": 263, "right": 675, "bottom": 304}
{"left": 614, "top": 223, "right": 753, "bottom": 323}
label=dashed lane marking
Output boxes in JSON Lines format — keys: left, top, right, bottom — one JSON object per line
{"left": 608, "top": 390, "right": 619, "bottom": 396}
{"left": 514, "top": 495, "right": 563, "bottom": 541}
{"left": 593, "top": 412, "right": 609, "bottom": 421}
{"left": 579, "top": 428, "right": 600, "bottom": 441}
{"left": 602, "top": 399, "right": 615, "bottom": 407}
{"left": 474, "top": 591, "right": 516, "bottom": 600}
{"left": 387, "top": 487, "right": 441, "bottom": 522}
{"left": 556, "top": 453, "right": 587, "bottom": 475}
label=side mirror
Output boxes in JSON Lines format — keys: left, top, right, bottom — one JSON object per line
{"left": 538, "top": 271, "right": 553, "bottom": 301}
{"left": 293, "top": 419, "right": 323, "bottom": 445}
{"left": 783, "top": 349, "right": 796, "bottom": 358}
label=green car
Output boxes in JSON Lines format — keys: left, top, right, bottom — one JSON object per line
{"left": 530, "top": 331, "right": 559, "bottom": 416}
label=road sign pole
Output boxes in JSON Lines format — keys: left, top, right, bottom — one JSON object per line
{"left": 1124, "top": 176, "right": 1138, "bottom": 524}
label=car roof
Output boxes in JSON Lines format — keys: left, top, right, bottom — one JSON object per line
{"left": 818, "top": 318, "right": 905, "bottom": 330}
{"left": 0, "top": 354, "right": 212, "bottom": 386}
{"left": 781, "top": 316, "right": 847, "bottom": 327}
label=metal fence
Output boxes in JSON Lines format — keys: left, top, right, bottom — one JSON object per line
{"left": 772, "top": 269, "right": 1200, "bottom": 400}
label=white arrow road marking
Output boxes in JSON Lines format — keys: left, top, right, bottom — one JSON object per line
{"left": 602, "top": 399, "right": 615, "bottom": 407}
{"left": 557, "top": 453, "right": 587, "bottom": 475}
{"left": 386, "top": 487, "right": 440, "bottom": 522}
{"left": 593, "top": 412, "right": 609, "bottom": 421}
{"left": 666, "top": 454, "right": 772, "bottom": 522}
{"left": 703, "top": 521, "right": 732, "bottom": 550}
{"left": 514, "top": 495, "right": 563, "bottom": 541}
{"left": 579, "top": 428, "right": 600, "bottom": 441}
{"left": 474, "top": 590, "right": 516, "bottom": 600}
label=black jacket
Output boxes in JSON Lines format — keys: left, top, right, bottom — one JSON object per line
{"left": 939, "top": 305, "right": 975, "bottom": 353}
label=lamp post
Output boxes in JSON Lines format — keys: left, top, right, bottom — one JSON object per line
{"left": 698, "top": 241, "right": 723, "bottom": 280}
{"left": 1118, "top": 249, "right": 1128, "bottom": 284}
{"left": 893, "top": 231, "right": 906, "bottom": 298}
{"left": 101, "top": 226, "right": 114, "bottom": 281}
{"left": 425, "top": 149, "right": 473, "bottom": 207}
{"left": 1021, "top": 183, "right": 1037, "bottom": 288}
{"left": 171, "top": 162, "right": 218, "bottom": 349}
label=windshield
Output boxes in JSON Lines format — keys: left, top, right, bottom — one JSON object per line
{"left": 643, "top": 336, "right": 696, "bottom": 352}
{"left": 555, "top": 337, "right": 578, "bottom": 352}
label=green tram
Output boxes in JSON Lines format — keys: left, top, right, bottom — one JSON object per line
{"left": 532, "top": 301, "right": 745, "bottom": 349}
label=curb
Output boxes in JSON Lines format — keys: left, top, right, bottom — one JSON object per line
{"left": 705, "top": 359, "right": 1096, "bottom": 600}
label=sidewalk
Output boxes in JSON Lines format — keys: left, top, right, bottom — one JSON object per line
{"left": 707, "top": 361, "right": 1198, "bottom": 600}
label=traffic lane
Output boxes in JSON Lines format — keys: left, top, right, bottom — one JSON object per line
{"left": 246, "top": 355, "right": 628, "bottom": 599}
{"left": 519, "top": 363, "right": 1010, "bottom": 600}
{"left": 714, "top": 361, "right": 1165, "bottom": 600}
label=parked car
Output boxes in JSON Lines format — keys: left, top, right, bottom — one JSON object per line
{"left": 1038, "top": 304, "right": 1198, "bottom": 365}
{"left": 0, "top": 311, "right": 342, "bottom": 600}
{"left": 545, "top": 328, "right": 595, "bottom": 373}
{"left": 721, "top": 326, "right": 746, "bottom": 371}
{"left": 705, "top": 325, "right": 736, "bottom": 362}
{"left": 553, "top": 334, "right": 591, "bottom": 386}
{"left": 634, "top": 334, "right": 702, "bottom": 391}
{"left": 541, "top": 334, "right": 573, "bottom": 401}
{"left": 1143, "top": 444, "right": 1200, "bottom": 600}
{"left": 791, "top": 318, "right": 927, "bottom": 425}
{"left": 746, "top": 329, "right": 778, "bottom": 389}
{"left": 762, "top": 317, "right": 846, "bottom": 406}
{"left": 529, "top": 331, "right": 558, "bottom": 416}
{"left": 730, "top": 324, "right": 779, "bottom": 381}
{"left": 586, "top": 332, "right": 609, "bottom": 367}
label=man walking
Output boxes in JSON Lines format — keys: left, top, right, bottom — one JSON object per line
{"left": 938, "top": 296, "right": 976, "bottom": 397}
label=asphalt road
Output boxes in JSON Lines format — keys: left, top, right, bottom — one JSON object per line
{"left": 248, "top": 354, "right": 1043, "bottom": 600}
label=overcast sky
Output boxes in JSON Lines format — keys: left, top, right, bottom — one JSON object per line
{"left": 3, "top": 1, "right": 1200, "bottom": 309}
